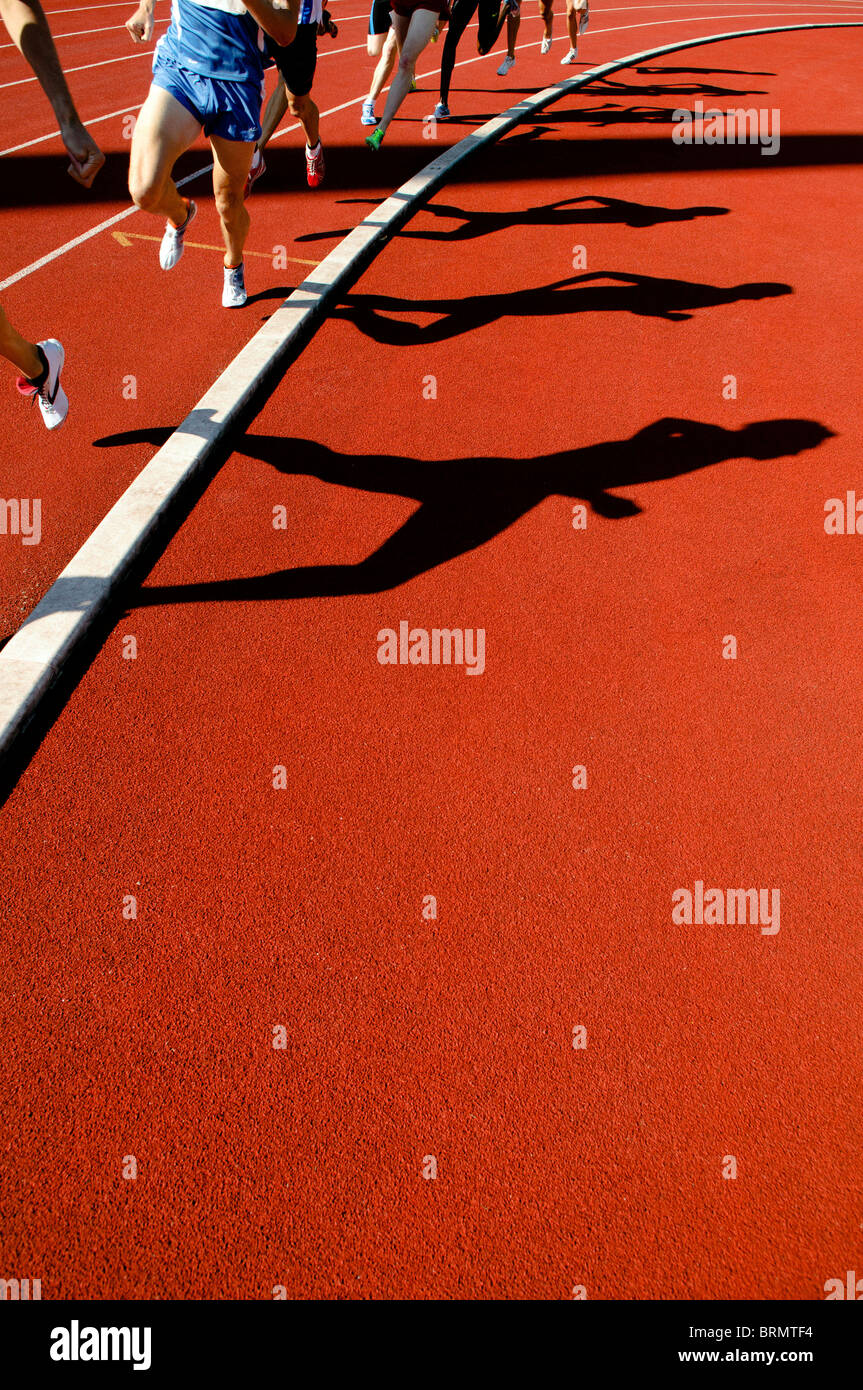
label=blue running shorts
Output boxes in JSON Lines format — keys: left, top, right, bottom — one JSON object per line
{"left": 151, "top": 49, "right": 264, "bottom": 144}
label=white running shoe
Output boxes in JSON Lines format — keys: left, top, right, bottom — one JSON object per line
{"left": 561, "top": 47, "right": 578, "bottom": 63}
{"left": 222, "top": 263, "right": 247, "bottom": 308}
{"left": 497, "top": 55, "right": 516, "bottom": 76}
{"left": 16, "top": 339, "right": 68, "bottom": 431}
{"left": 360, "top": 99, "right": 379, "bottom": 126}
{"left": 577, "top": 0, "right": 589, "bottom": 33}
{"left": 540, "top": 35, "right": 552, "bottom": 54}
{"left": 159, "top": 199, "right": 196, "bottom": 270}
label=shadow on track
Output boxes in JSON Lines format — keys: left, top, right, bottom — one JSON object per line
{"left": 0, "top": 412, "right": 832, "bottom": 805}
{"left": 297, "top": 193, "right": 729, "bottom": 244}
{"left": 329, "top": 271, "right": 791, "bottom": 345}
{"left": 582, "top": 73, "right": 770, "bottom": 99}
{"left": 128, "top": 417, "right": 833, "bottom": 607}
{"left": 416, "top": 68, "right": 773, "bottom": 131}
{"left": 3, "top": 127, "right": 862, "bottom": 208}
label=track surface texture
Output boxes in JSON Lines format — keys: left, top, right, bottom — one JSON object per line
{"left": 1, "top": 3, "right": 862, "bottom": 1300}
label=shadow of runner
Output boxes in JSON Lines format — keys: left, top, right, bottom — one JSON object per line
{"left": 298, "top": 195, "right": 730, "bottom": 244}
{"left": 331, "top": 271, "right": 792, "bottom": 345}
{"left": 131, "top": 417, "right": 833, "bottom": 607}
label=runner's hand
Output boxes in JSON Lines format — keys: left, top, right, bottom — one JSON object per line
{"left": 125, "top": 5, "right": 154, "bottom": 42}
{"left": 63, "top": 124, "right": 105, "bottom": 187}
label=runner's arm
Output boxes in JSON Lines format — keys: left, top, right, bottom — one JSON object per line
{"left": 125, "top": 0, "right": 155, "bottom": 43}
{"left": 243, "top": 0, "right": 299, "bottom": 47}
{"left": 0, "top": 0, "right": 104, "bottom": 185}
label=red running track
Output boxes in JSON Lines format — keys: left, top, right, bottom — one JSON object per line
{"left": 1, "top": 5, "right": 862, "bottom": 1299}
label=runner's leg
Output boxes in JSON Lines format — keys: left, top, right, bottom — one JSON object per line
{"left": 378, "top": 8, "right": 438, "bottom": 135}
{"left": 477, "top": 0, "right": 509, "bottom": 54}
{"left": 210, "top": 134, "right": 255, "bottom": 268}
{"left": 440, "top": 0, "right": 478, "bottom": 106}
{"left": 370, "top": 25, "right": 399, "bottom": 103}
{"left": 538, "top": 0, "right": 553, "bottom": 47}
{"left": 289, "top": 88, "right": 320, "bottom": 148}
{"left": 0, "top": 303, "right": 42, "bottom": 378}
{"left": 565, "top": 0, "right": 579, "bottom": 51}
{"left": 128, "top": 85, "right": 201, "bottom": 226}
{"left": 259, "top": 80, "right": 289, "bottom": 150}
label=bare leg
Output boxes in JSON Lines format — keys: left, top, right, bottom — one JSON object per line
{"left": 210, "top": 134, "right": 255, "bottom": 267}
{"left": 369, "top": 25, "right": 398, "bottom": 102}
{"left": 564, "top": 0, "right": 578, "bottom": 50}
{"left": 258, "top": 78, "right": 289, "bottom": 150}
{"left": 0, "top": 302, "right": 42, "bottom": 377}
{"left": 128, "top": 85, "right": 201, "bottom": 226}
{"left": 539, "top": 0, "right": 553, "bottom": 41}
{"left": 378, "top": 9, "right": 437, "bottom": 135}
{"left": 289, "top": 89, "right": 320, "bottom": 148}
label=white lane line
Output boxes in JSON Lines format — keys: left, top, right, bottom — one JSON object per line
{"left": 0, "top": 104, "right": 143, "bottom": 155}
{"left": 316, "top": 39, "right": 368, "bottom": 58}
{"left": 0, "top": 48, "right": 152, "bottom": 90}
{"left": 0, "top": 20, "right": 169, "bottom": 47}
{"left": 2, "top": 9, "right": 375, "bottom": 44}
{"left": 44, "top": 2, "right": 167, "bottom": 12}
{"left": 0, "top": 156, "right": 218, "bottom": 291}
{"left": 1, "top": 18, "right": 861, "bottom": 766}
{"left": 1, "top": 6, "right": 861, "bottom": 276}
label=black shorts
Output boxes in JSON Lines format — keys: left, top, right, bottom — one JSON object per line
{"left": 269, "top": 21, "right": 318, "bottom": 97}
{"left": 368, "top": 0, "right": 392, "bottom": 35}
{"left": 477, "top": 0, "right": 508, "bottom": 51}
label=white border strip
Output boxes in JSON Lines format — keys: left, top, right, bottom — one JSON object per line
{"left": 1, "top": 20, "right": 861, "bottom": 764}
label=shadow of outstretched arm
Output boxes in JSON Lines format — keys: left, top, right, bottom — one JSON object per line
{"left": 136, "top": 490, "right": 546, "bottom": 605}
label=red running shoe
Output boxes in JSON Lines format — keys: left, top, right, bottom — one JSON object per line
{"left": 306, "top": 141, "right": 325, "bottom": 188}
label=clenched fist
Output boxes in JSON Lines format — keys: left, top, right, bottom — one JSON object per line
{"left": 125, "top": 5, "right": 154, "bottom": 42}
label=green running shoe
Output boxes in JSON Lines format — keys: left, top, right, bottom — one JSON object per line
{"left": 366, "top": 127, "right": 384, "bottom": 151}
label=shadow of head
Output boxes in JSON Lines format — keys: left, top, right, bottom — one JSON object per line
{"left": 735, "top": 282, "right": 791, "bottom": 301}
{"left": 738, "top": 419, "right": 835, "bottom": 459}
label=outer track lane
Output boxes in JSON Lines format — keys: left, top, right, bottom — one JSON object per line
{"left": 1, "top": 24, "right": 861, "bottom": 1299}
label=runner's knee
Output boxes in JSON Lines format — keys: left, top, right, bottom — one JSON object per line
{"left": 214, "top": 183, "right": 246, "bottom": 222}
{"left": 128, "top": 168, "right": 164, "bottom": 213}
